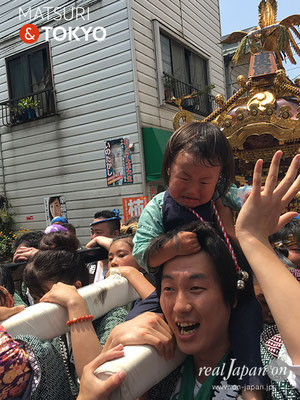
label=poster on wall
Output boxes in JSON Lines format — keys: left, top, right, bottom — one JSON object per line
{"left": 104, "top": 137, "right": 133, "bottom": 186}
{"left": 148, "top": 184, "right": 166, "bottom": 199}
{"left": 122, "top": 196, "right": 149, "bottom": 222}
{"left": 44, "top": 195, "right": 68, "bottom": 226}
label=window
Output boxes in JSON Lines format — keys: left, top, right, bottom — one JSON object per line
{"left": 1, "top": 43, "right": 55, "bottom": 126}
{"left": 160, "top": 33, "right": 213, "bottom": 116}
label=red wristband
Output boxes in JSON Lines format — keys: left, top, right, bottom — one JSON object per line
{"left": 66, "top": 315, "right": 94, "bottom": 326}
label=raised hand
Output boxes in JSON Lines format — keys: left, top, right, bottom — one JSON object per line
{"left": 236, "top": 151, "right": 300, "bottom": 365}
{"left": 236, "top": 151, "right": 300, "bottom": 243}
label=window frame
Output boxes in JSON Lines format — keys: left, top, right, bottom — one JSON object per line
{"left": 6, "top": 42, "right": 54, "bottom": 101}
{"left": 153, "top": 19, "right": 211, "bottom": 106}
{"left": 2, "top": 42, "right": 56, "bottom": 126}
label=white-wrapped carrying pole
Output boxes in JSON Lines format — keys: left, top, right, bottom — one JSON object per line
{"left": 1, "top": 275, "right": 138, "bottom": 340}
{"left": 95, "top": 345, "right": 185, "bottom": 400}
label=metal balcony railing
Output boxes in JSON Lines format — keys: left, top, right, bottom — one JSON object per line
{"left": 0, "top": 88, "right": 56, "bottom": 126}
{"left": 163, "top": 73, "right": 216, "bottom": 116}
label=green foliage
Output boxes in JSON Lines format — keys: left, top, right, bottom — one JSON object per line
{"left": 0, "top": 232, "right": 14, "bottom": 263}
{"left": 196, "top": 84, "right": 216, "bottom": 96}
{"left": 0, "top": 228, "right": 29, "bottom": 263}
{"left": 0, "top": 195, "right": 15, "bottom": 263}
{"left": 0, "top": 195, "right": 14, "bottom": 235}
{"left": 17, "top": 97, "right": 40, "bottom": 111}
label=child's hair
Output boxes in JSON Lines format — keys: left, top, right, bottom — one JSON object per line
{"left": 13, "top": 231, "right": 44, "bottom": 251}
{"left": 161, "top": 122, "right": 235, "bottom": 197}
{"left": 39, "top": 231, "right": 80, "bottom": 251}
{"left": 24, "top": 232, "right": 88, "bottom": 299}
{"left": 111, "top": 233, "right": 134, "bottom": 249}
{"left": 146, "top": 221, "right": 253, "bottom": 308}
{"left": 61, "top": 223, "right": 77, "bottom": 236}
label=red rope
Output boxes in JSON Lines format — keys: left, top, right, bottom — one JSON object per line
{"left": 188, "top": 201, "right": 240, "bottom": 273}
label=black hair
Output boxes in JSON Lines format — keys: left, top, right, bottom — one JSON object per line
{"left": 274, "top": 248, "right": 296, "bottom": 269}
{"left": 0, "top": 265, "right": 14, "bottom": 295}
{"left": 24, "top": 232, "right": 88, "bottom": 299}
{"left": 13, "top": 231, "right": 44, "bottom": 251}
{"left": 161, "top": 122, "right": 235, "bottom": 197}
{"left": 39, "top": 231, "right": 80, "bottom": 251}
{"left": 269, "top": 220, "right": 300, "bottom": 247}
{"left": 145, "top": 221, "right": 253, "bottom": 309}
{"left": 111, "top": 233, "right": 134, "bottom": 249}
{"left": 62, "top": 223, "right": 76, "bottom": 236}
{"left": 93, "top": 210, "right": 121, "bottom": 234}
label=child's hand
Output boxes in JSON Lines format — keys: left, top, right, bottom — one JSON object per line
{"left": 172, "top": 231, "right": 201, "bottom": 256}
{"left": 77, "top": 344, "right": 126, "bottom": 400}
{"left": 0, "top": 305, "right": 25, "bottom": 320}
{"left": 40, "top": 282, "right": 84, "bottom": 309}
{"left": 236, "top": 151, "right": 300, "bottom": 243}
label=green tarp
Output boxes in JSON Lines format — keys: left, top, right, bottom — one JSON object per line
{"left": 142, "top": 127, "right": 173, "bottom": 182}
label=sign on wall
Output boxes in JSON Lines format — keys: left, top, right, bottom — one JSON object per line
{"left": 122, "top": 196, "right": 149, "bottom": 222}
{"left": 44, "top": 195, "right": 67, "bottom": 225}
{"left": 104, "top": 138, "right": 133, "bottom": 186}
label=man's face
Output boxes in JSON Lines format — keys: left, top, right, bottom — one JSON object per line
{"left": 160, "top": 252, "right": 231, "bottom": 360}
{"left": 90, "top": 219, "right": 114, "bottom": 239}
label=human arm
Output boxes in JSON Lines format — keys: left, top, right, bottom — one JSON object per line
{"left": 132, "top": 193, "right": 165, "bottom": 271}
{"left": 107, "top": 266, "right": 155, "bottom": 299}
{"left": 102, "top": 312, "right": 176, "bottom": 361}
{"left": 40, "top": 283, "right": 102, "bottom": 378}
{"left": 86, "top": 236, "right": 113, "bottom": 249}
{"left": 236, "top": 151, "right": 300, "bottom": 364}
{"left": 77, "top": 344, "right": 126, "bottom": 400}
{"left": 0, "top": 304, "right": 25, "bottom": 320}
{"left": 0, "top": 285, "right": 25, "bottom": 320}
{"left": 147, "top": 231, "right": 201, "bottom": 268}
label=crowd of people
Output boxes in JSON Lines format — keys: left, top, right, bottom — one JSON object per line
{"left": 0, "top": 122, "right": 299, "bottom": 400}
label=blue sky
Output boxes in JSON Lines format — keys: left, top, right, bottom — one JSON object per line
{"left": 219, "top": 0, "right": 300, "bottom": 79}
